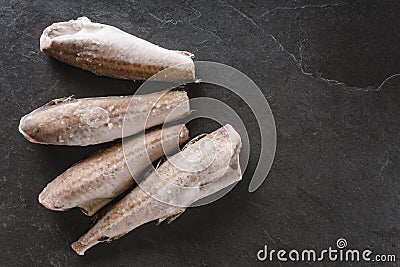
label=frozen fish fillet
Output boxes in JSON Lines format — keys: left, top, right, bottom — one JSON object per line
{"left": 39, "top": 124, "right": 189, "bottom": 216}
{"left": 19, "top": 90, "right": 190, "bottom": 146}
{"left": 40, "top": 17, "right": 195, "bottom": 81}
{"left": 72, "top": 124, "right": 242, "bottom": 255}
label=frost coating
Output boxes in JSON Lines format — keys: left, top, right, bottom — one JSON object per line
{"left": 18, "top": 90, "right": 190, "bottom": 146}
{"left": 38, "top": 124, "right": 189, "bottom": 216}
{"left": 40, "top": 17, "right": 195, "bottom": 81}
{"left": 71, "top": 124, "right": 242, "bottom": 255}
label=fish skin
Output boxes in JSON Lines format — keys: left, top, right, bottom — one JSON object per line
{"left": 71, "top": 124, "right": 242, "bottom": 255}
{"left": 18, "top": 90, "right": 190, "bottom": 146}
{"left": 40, "top": 17, "right": 195, "bottom": 81}
{"left": 38, "top": 124, "right": 189, "bottom": 216}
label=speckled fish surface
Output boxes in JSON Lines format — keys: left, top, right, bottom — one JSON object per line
{"left": 40, "top": 17, "right": 195, "bottom": 81}
{"left": 38, "top": 124, "right": 189, "bottom": 216}
{"left": 19, "top": 90, "right": 190, "bottom": 146}
{"left": 71, "top": 124, "right": 242, "bottom": 255}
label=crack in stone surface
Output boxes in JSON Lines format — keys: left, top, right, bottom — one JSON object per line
{"left": 260, "top": 3, "right": 349, "bottom": 17}
{"left": 223, "top": 1, "right": 400, "bottom": 91}
{"left": 220, "top": 1, "right": 351, "bottom": 87}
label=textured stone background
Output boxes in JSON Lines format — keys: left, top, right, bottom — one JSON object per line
{"left": 1, "top": 0, "right": 399, "bottom": 266}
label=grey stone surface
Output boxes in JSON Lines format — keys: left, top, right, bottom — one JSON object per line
{"left": 1, "top": 0, "right": 399, "bottom": 266}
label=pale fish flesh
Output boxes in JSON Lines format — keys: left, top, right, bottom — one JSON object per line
{"left": 19, "top": 90, "right": 190, "bottom": 146}
{"left": 38, "top": 124, "right": 189, "bottom": 216}
{"left": 40, "top": 17, "right": 195, "bottom": 81}
{"left": 71, "top": 124, "right": 242, "bottom": 255}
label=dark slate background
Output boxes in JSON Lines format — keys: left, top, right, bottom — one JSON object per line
{"left": 1, "top": 0, "right": 399, "bottom": 266}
